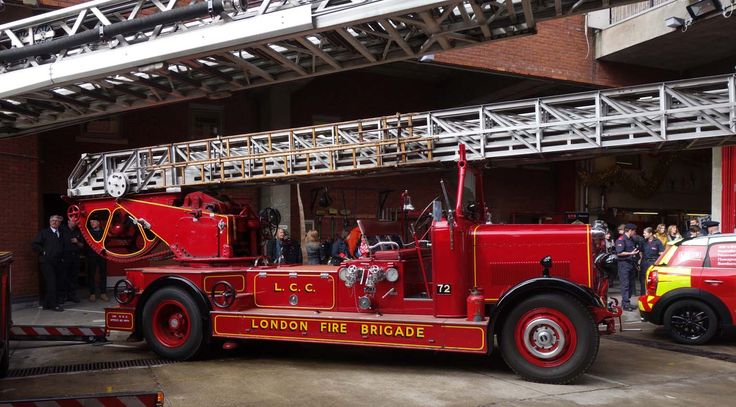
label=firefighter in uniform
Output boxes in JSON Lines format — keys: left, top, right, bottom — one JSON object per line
{"left": 702, "top": 220, "right": 720, "bottom": 235}
{"left": 640, "top": 227, "right": 664, "bottom": 297}
{"left": 615, "top": 223, "right": 639, "bottom": 311}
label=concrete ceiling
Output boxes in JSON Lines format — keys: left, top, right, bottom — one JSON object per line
{"left": 598, "top": 14, "right": 736, "bottom": 72}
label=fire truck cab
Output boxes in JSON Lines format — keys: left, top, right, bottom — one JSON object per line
{"left": 78, "top": 145, "right": 619, "bottom": 384}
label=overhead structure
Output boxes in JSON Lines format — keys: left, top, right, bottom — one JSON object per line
{"left": 67, "top": 73, "right": 736, "bottom": 198}
{"left": 0, "top": 0, "right": 638, "bottom": 137}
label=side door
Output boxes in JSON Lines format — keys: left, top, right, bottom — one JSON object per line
{"left": 699, "top": 240, "right": 736, "bottom": 324}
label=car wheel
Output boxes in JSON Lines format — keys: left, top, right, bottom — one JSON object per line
{"left": 499, "top": 293, "right": 599, "bottom": 384}
{"left": 663, "top": 299, "right": 718, "bottom": 345}
{"left": 142, "top": 287, "right": 205, "bottom": 360}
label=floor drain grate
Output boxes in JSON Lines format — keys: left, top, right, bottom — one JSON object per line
{"left": 5, "top": 358, "right": 179, "bottom": 378}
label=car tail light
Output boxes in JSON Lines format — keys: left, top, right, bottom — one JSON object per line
{"left": 646, "top": 269, "right": 658, "bottom": 296}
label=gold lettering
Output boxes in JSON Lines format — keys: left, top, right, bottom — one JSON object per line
{"left": 361, "top": 324, "right": 368, "bottom": 335}
{"left": 300, "top": 321, "right": 308, "bottom": 331}
{"left": 340, "top": 323, "right": 347, "bottom": 334}
{"left": 305, "top": 283, "right": 315, "bottom": 293}
{"left": 270, "top": 320, "right": 278, "bottom": 330}
{"left": 274, "top": 283, "right": 284, "bottom": 292}
{"left": 251, "top": 319, "right": 258, "bottom": 329}
{"left": 280, "top": 320, "right": 288, "bottom": 330}
{"left": 405, "top": 327, "right": 414, "bottom": 337}
{"left": 289, "top": 283, "right": 298, "bottom": 292}
{"left": 259, "top": 320, "right": 268, "bottom": 329}
{"left": 384, "top": 326, "right": 393, "bottom": 335}
{"left": 321, "top": 322, "right": 328, "bottom": 332}
{"left": 416, "top": 327, "right": 424, "bottom": 338}
{"left": 395, "top": 326, "right": 404, "bottom": 337}
{"left": 370, "top": 325, "right": 378, "bottom": 335}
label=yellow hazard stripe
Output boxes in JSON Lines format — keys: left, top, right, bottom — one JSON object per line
{"left": 655, "top": 267, "right": 691, "bottom": 296}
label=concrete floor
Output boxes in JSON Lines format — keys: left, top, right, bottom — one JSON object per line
{"left": 2, "top": 292, "right": 736, "bottom": 406}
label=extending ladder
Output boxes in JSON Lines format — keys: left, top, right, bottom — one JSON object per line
{"left": 67, "top": 73, "right": 736, "bottom": 198}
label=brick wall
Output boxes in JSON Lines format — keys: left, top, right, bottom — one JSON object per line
{"left": 434, "top": 15, "right": 676, "bottom": 88}
{"left": 38, "top": 0, "right": 83, "bottom": 8}
{"left": 0, "top": 136, "right": 40, "bottom": 300}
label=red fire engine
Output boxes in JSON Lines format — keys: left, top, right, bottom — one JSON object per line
{"left": 67, "top": 145, "right": 619, "bottom": 384}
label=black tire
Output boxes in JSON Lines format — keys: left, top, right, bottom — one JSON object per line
{"left": 499, "top": 294, "right": 599, "bottom": 384}
{"left": 142, "top": 287, "right": 205, "bottom": 360}
{"left": 663, "top": 299, "right": 718, "bottom": 345}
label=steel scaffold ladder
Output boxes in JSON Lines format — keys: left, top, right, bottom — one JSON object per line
{"left": 0, "top": 0, "right": 638, "bottom": 136}
{"left": 68, "top": 73, "right": 736, "bottom": 198}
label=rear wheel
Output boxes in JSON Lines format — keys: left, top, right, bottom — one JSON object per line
{"left": 663, "top": 299, "right": 717, "bottom": 345}
{"left": 143, "top": 287, "right": 204, "bottom": 360}
{"left": 499, "top": 294, "right": 599, "bottom": 384}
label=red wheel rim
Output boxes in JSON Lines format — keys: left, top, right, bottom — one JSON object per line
{"left": 514, "top": 307, "right": 577, "bottom": 368}
{"left": 67, "top": 205, "right": 81, "bottom": 222}
{"left": 152, "top": 300, "right": 191, "bottom": 348}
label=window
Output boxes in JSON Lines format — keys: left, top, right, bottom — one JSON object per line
{"left": 668, "top": 245, "right": 706, "bottom": 267}
{"left": 77, "top": 116, "right": 126, "bottom": 144}
{"left": 707, "top": 243, "right": 736, "bottom": 268}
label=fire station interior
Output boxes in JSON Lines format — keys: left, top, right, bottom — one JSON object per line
{"left": 32, "top": 61, "right": 712, "bottom": 286}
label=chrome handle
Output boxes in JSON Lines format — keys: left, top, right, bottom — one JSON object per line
{"left": 704, "top": 279, "right": 723, "bottom": 285}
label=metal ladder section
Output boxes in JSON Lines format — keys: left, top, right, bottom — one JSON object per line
{"left": 0, "top": 0, "right": 637, "bottom": 136}
{"left": 67, "top": 74, "right": 736, "bottom": 198}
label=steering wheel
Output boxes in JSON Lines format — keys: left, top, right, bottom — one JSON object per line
{"left": 67, "top": 205, "right": 81, "bottom": 222}
{"left": 113, "top": 279, "right": 136, "bottom": 305}
{"left": 210, "top": 281, "right": 236, "bottom": 308}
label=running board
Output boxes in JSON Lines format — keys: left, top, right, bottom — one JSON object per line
{"left": 211, "top": 308, "right": 488, "bottom": 354}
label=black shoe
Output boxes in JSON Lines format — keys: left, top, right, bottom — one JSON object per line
{"left": 624, "top": 305, "right": 636, "bottom": 312}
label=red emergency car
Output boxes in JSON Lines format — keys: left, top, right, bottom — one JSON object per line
{"left": 639, "top": 234, "right": 736, "bottom": 344}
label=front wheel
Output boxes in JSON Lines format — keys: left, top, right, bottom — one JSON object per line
{"left": 499, "top": 294, "right": 599, "bottom": 384}
{"left": 663, "top": 299, "right": 717, "bottom": 345}
{"left": 142, "top": 287, "right": 205, "bottom": 360}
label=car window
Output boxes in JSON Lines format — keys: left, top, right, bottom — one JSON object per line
{"left": 706, "top": 243, "right": 736, "bottom": 268}
{"left": 668, "top": 245, "right": 706, "bottom": 267}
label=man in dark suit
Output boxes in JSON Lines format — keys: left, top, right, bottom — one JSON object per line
{"left": 265, "top": 228, "right": 286, "bottom": 263}
{"left": 31, "top": 215, "right": 65, "bottom": 311}
{"left": 61, "top": 217, "right": 83, "bottom": 303}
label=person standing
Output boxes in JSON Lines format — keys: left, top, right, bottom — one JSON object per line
{"left": 31, "top": 215, "right": 65, "bottom": 311}
{"left": 654, "top": 224, "right": 668, "bottom": 246}
{"left": 667, "top": 225, "right": 682, "bottom": 242}
{"left": 330, "top": 230, "right": 350, "bottom": 264}
{"left": 266, "top": 228, "right": 286, "bottom": 263}
{"left": 640, "top": 227, "right": 664, "bottom": 296}
{"left": 615, "top": 223, "right": 639, "bottom": 312}
{"left": 61, "top": 217, "right": 83, "bottom": 303}
{"left": 702, "top": 220, "right": 721, "bottom": 235}
{"left": 304, "top": 230, "right": 322, "bottom": 265}
{"left": 688, "top": 219, "right": 703, "bottom": 236}
{"left": 687, "top": 225, "right": 702, "bottom": 239}
{"left": 87, "top": 218, "right": 108, "bottom": 302}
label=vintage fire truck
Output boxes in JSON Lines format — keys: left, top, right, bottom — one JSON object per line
{"left": 66, "top": 144, "right": 619, "bottom": 384}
